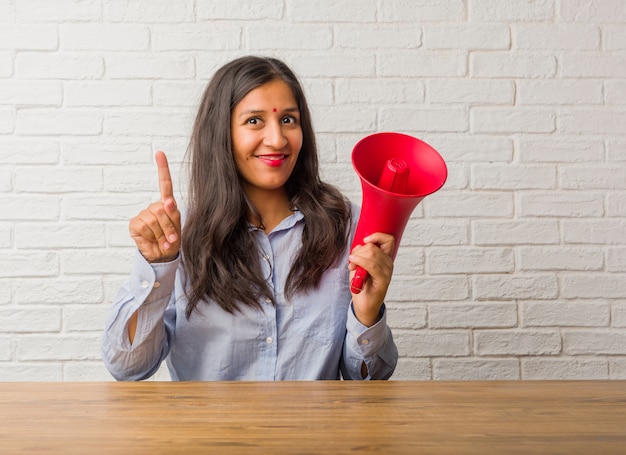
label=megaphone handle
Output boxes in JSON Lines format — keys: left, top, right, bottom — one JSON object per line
{"left": 350, "top": 266, "right": 367, "bottom": 294}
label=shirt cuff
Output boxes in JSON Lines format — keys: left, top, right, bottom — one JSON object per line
{"left": 129, "top": 249, "right": 180, "bottom": 305}
{"left": 346, "top": 303, "right": 388, "bottom": 357}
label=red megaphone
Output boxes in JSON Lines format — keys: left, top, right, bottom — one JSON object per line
{"left": 350, "top": 132, "right": 447, "bottom": 294}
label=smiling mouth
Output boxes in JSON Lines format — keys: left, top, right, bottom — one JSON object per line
{"left": 256, "top": 154, "right": 290, "bottom": 167}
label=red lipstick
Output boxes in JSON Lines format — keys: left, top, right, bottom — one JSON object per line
{"left": 257, "top": 154, "right": 288, "bottom": 167}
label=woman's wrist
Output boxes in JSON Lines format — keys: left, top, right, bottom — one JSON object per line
{"left": 353, "top": 304, "right": 383, "bottom": 327}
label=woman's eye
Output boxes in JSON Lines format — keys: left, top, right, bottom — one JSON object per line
{"left": 246, "top": 117, "right": 260, "bottom": 125}
{"left": 282, "top": 115, "right": 297, "bottom": 124}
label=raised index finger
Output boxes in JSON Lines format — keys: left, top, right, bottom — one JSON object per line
{"left": 155, "top": 151, "right": 174, "bottom": 201}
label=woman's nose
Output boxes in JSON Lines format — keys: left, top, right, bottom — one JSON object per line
{"left": 264, "top": 121, "right": 288, "bottom": 149}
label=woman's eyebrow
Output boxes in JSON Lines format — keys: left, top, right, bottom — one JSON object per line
{"left": 238, "top": 107, "right": 299, "bottom": 117}
{"left": 237, "top": 109, "right": 264, "bottom": 118}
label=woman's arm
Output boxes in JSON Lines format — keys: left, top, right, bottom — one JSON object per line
{"left": 342, "top": 232, "right": 398, "bottom": 379}
{"left": 341, "top": 304, "right": 398, "bottom": 380}
{"left": 101, "top": 252, "right": 178, "bottom": 381}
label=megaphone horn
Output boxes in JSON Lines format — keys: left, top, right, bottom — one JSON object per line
{"left": 350, "top": 132, "right": 448, "bottom": 294}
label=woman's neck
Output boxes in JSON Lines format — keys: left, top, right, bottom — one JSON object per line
{"left": 246, "top": 188, "right": 293, "bottom": 233}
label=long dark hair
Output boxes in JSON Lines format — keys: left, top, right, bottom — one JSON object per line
{"left": 182, "top": 56, "right": 351, "bottom": 318}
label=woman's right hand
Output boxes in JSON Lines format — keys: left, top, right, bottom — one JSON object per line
{"left": 129, "top": 151, "right": 182, "bottom": 263}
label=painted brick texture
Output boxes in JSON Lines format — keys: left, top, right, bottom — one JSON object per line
{"left": 0, "top": 0, "right": 625, "bottom": 381}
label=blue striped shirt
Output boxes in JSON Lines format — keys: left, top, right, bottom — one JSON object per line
{"left": 102, "top": 210, "right": 397, "bottom": 381}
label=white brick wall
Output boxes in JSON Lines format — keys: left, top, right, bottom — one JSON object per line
{"left": 1, "top": 0, "right": 625, "bottom": 382}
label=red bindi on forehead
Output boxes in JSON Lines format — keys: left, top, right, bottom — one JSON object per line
{"left": 272, "top": 108, "right": 277, "bottom": 112}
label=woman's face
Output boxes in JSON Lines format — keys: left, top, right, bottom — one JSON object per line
{"left": 231, "top": 79, "right": 303, "bottom": 198}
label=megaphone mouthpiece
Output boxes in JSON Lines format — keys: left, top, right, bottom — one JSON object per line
{"left": 378, "top": 159, "right": 409, "bottom": 194}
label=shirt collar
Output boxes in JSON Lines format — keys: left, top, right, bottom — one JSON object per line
{"left": 248, "top": 210, "right": 304, "bottom": 234}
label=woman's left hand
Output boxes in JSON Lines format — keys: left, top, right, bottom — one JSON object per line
{"left": 348, "top": 232, "right": 395, "bottom": 327}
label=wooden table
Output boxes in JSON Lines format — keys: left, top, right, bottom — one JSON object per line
{"left": 1, "top": 381, "right": 625, "bottom": 454}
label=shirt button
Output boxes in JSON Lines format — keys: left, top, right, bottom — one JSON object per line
{"left": 361, "top": 339, "right": 370, "bottom": 345}
{"left": 265, "top": 297, "right": 272, "bottom": 303}
{"left": 153, "top": 281, "right": 161, "bottom": 288}
{"left": 141, "top": 280, "right": 149, "bottom": 288}
{"left": 266, "top": 337, "right": 273, "bottom": 344}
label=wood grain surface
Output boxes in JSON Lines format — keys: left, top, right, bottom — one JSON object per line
{"left": 1, "top": 381, "right": 625, "bottom": 454}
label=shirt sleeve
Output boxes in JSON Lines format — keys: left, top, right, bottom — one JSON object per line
{"left": 101, "top": 250, "right": 179, "bottom": 381}
{"left": 341, "top": 303, "right": 398, "bottom": 380}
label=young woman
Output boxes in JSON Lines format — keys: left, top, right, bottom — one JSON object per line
{"left": 102, "top": 56, "right": 398, "bottom": 380}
